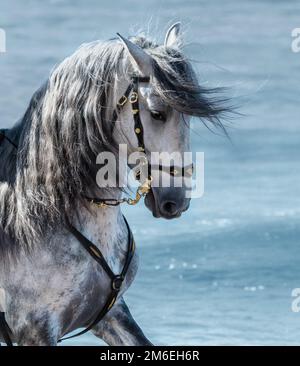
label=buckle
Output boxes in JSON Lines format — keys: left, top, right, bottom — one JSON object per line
{"left": 112, "top": 275, "right": 124, "bottom": 291}
{"left": 117, "top": 95, "right": 128, "bottom": 106}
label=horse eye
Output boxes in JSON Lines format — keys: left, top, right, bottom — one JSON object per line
{"left": 150, "top": 110, "right": 167, "bottom": 122}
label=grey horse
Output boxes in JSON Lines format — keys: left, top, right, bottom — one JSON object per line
{"left": 0, "top": 23, "right": 228, "bottom": 345}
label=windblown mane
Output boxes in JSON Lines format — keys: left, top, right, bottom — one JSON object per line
{"left": 0, "top": 33, "right": 230, "bottom": 256}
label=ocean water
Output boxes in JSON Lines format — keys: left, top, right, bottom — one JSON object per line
{"left": 0, "top": 0, "right": 300, "bottom": 345}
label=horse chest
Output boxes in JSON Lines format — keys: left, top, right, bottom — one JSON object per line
{"left": 3, "top": 209, "right": 138, "bottom": 337}
{"left": 59, "top": 211, "right": 137, "bottom": 303}
{"left": 55, "top": 225, "right": 139, "bottom": 333}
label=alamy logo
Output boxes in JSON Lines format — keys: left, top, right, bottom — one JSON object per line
{"left": 0, "top": 28, "right": 6, "bottom": 53}
{"left": 95, "top": 145, "right": 205, "bottom": 199}
{"left": 291, "top": 28, "right": 300, "bottom": 53}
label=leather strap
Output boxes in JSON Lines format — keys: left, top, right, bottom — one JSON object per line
{"left": 111, "top": 83, "right": 134, "bottom": 124}
{"left": 131, "top": 79, "right": 146, "bottom": 152}
{"left": 58, "top": 215, "right": 135, "bottom": 342}
{"left": 0, "top": 216, "right": 135, "bottom": 346}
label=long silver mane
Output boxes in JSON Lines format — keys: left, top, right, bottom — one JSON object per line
{"left": 0, "top": 34, "right": 230, "bottom": 257}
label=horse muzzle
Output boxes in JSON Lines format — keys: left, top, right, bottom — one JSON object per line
{"left": 145, "top": 187, "right": 190, "bottom": 219}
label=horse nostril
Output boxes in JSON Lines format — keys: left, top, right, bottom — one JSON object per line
{"left": 161, "top": 201, "right": 178, "bottom": 216}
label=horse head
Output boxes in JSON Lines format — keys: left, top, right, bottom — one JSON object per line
{"left": 111, "top": 23, "right": 225, "bottom": 218}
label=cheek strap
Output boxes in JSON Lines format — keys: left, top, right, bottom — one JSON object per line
{"left": 111, "top": 75, "right": 150, "bottom": 154}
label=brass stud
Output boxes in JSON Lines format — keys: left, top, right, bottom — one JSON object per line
{"left": 90, "top": 246, "right": 101, "bottom": 259}
{"left": 135, "top": 127, "right": 141, "bottom": 134}
{"left": 171, "top": 169, "right": 178, "bottom": 177}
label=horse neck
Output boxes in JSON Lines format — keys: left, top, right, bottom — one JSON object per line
{"left": 75, "top": 201, "right": 127, "bottom": 261}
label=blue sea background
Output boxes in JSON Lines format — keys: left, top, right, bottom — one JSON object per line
{"left": 0, "top": 0, "right": 299, "bottom": 345}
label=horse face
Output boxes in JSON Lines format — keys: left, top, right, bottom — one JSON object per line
{"left": 115, "top": 83, "right": 192, "bottom": 219}
{"left": 115, "top": 24, "right": 192, "bottom": 219}
{"left": 139, "top": 86, "right": 191, "bottom": 219}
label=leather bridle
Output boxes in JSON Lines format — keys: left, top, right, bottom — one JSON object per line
{"left": 85, "top": 73, "right": 193, "bottom": 208}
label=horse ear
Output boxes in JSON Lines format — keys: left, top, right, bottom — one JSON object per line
{"left": 164, "top": 22, "right": 181, "bottom": 48}
{"left": 117, "top": 33, "right": 153, "bottom": 76}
